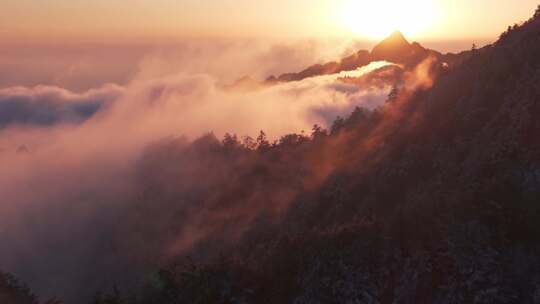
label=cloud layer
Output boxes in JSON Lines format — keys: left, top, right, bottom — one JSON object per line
{"left": 0, "top": 45, "right": 397, "bottom": 301}
{"left": 0, "top": 84, "right": 124, "bottom": 128}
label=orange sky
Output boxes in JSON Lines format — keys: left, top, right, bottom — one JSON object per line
{"left": 0, "top": 0, "right": 538, "bottom": 43}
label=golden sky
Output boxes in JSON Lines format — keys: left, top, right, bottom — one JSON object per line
{"left": 1, "top": 0, "right": 538, "bottom": 42}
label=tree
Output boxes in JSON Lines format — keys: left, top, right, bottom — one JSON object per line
{"left": 0, "top": 272, "right": 38, "bottom": 304}
{"left": 330, "top": 116, "right": 345, "bottom": 135}
{"left": 346, "top": 107, "right": 370, "bottom": 126}
{"left": 387, "top": 84, "right": 400, "bottom": 103}
{"left": 535, "top": 5, "right": 540, "bottom": 18}
{"left": 222, "top": 133, "right": 240, "bottom": 150}
{"left": 256, "top": 130, "right": 271, "bottom": 152}
{"left": 242, "top": 136, "right": 257, "bottom": 150}
{"left": 279, "top": 133, "right": 308, "bottom": 147}
{"left": 311, "top": 124, "right": 327, "bottom": 140}
{"left": 499, "top": 26, "right": 511, "bottom": 41}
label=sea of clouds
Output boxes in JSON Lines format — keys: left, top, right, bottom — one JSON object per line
{"left": 0, "top": 38, "right": 394, "bottom": 301}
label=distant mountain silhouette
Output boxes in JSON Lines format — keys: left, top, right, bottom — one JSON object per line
{"left": 223, "top": 75, "right": 265, "bottom": 92}
{"left": 371, "top": 31, "right": 441, "bottom": 64}
{"left": 266, "top": 31, "right": 447, "bottom": 83}
{"left": 372, "top": 30, "right": 410, "bottom": 53}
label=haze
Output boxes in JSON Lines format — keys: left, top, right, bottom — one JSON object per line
{"left": 1, "top": 0, "right": 537, "bottom": 43}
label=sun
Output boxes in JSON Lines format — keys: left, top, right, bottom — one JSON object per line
{"left": 341, "top": 0, "right": 437, "bottom": 40}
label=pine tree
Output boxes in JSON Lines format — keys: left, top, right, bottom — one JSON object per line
{"left": 256, "top": 130, "right": 271, "bottom": 152}
{"left": 311, "top": 124, "right": 327, "bottom": 140}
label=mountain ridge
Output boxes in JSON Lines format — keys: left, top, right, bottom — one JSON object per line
{"left": 265, "top": 31, "right": 452, "bottom": 83}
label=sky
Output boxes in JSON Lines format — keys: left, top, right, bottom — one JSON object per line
{"left": 1, "top": 0, "right": 537, "bottom": 90}
{"left": 1, "top": 0, "right": 538, "bottom": 43}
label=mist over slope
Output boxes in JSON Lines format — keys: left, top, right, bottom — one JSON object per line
{"left": 3, "top": 6, "right": 540, "bottom": 304}
{"left": 0, "top": 43, "right": 398, "bottom": 302}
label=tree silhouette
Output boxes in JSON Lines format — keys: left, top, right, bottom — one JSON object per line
{"left": 242, "top": 135, "right": 257, "bottom": 150}
{"left": 256, "top": 130, "right": 271, "bottom": 152}
{"left": 330, "top": 116, "right": 345, "bottom": 135}
{"left": 222, "top": 133, "right": 240, "bottom": 150}
{"left": 0, "top": 272, "right": 38, "bottom": 304}
{"left": 311, "top": 124, "right": 327, "bottom": 140}
{"left": 387, "top": 84, "right": 400, "bottom": 103}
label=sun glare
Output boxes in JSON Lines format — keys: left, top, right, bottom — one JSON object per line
{"left": 341, "top": 0, "right": 437, "bottom": 40}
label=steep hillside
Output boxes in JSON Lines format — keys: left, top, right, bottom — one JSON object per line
{"left": 82, "top": 8, "right": 540, "bottom": 304}
{"left": 0, "top": 273, "right": 39, "bottom": 304}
